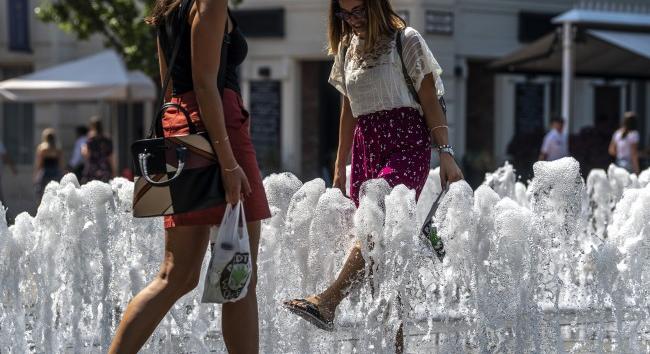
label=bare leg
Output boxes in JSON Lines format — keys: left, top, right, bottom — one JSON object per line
{"left": 109, "top": 225, "right": 210, "bottom": 353}
{"left": 222, "top": 220, "right": 262, "bottom": 354}
{"left": 303, "top": 241, "right": 366, "bottom": 321}
{"left": 395, "top": 322, "right": 404, "bottom": 354}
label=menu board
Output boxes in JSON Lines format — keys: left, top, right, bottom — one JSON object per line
{"left": 249, "top": 80, "right": 281, "bottom": 173}
{"left": 515, "top": 83, "right": 545, "bottom": 135}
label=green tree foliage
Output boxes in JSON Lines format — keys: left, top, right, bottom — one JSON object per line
{"left": 36, "top": 0, "right": 159, "bottom": 76}
{"left": 35, "top": 0, "right": 244, "bottom": 77}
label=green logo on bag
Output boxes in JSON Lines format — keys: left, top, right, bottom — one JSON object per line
{"left": 220, "top": 252, "right": 251, "bottom": 299}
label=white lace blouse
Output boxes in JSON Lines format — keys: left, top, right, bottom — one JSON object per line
{"left": 329, "top": 27, "right": 445, "bottom": 118}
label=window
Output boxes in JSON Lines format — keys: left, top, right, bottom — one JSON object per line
{"left": 1, "top": 67, "right": 34, "bottom": 164}
{"left": 8, "top": 0, "right": 31, "bottom": 52}
{"left": 518, "top": 12, "right": 558, "bottom": 43}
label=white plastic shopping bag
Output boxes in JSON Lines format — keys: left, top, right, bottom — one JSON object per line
{"left": 201, "top": 202, "right": 252, "bottom": 303}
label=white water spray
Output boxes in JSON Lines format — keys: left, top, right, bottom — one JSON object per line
{"left": 1, "top": 157, "right": 650, "bottom": 353}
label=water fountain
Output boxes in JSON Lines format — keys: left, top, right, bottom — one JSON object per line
{"left": 1, "top": 157, "right": 649, "bottom": 353}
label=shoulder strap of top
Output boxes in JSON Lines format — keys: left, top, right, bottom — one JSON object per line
{"left": 158, "top": 0, "right": 195, "bottom": 108}
{"left": 395, "top": 28, "right": 447, "bottom": 114}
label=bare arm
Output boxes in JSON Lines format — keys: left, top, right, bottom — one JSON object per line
{"left": 631, "top": 143, "right": 640, "bottom": 175}
{"left": 190, "top": 0, "right": 250, "bottom": 203}
{"left": 3, "top": 153, "right": 17, "bottom": 175}
{"left": 418, "top": 73, "right": 463, "bottom": 187}
{"left": 608, "top": 138, "right": 617, "bottom": 157}
{"left": 157, "top": 37, "right": 173, "bottom": 103}
{"left": 58, "top": 149, "right": 66, "bottom": 173}
{"left": 33, "top": 147, "right": 43, "bottom": 179}
{"left": 333, "top": 96, "right": 355, "bottom": 193}
{"left": 81, "top": 143, "right": 89, "bottom": 160}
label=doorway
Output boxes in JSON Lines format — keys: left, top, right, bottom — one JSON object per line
{"left": 300, "top": 61, "right": 341, "bottom": 182}
{"left": 465, "top": 60, "right": 495, "bottom": 187}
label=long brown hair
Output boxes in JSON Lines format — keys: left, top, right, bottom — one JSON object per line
{"left": 145, "top": 0, "right": 183, "bottom": 26}
{"left": 328, "top": 0, "right": 406, "bottom": 55}
{"left": 622, "top": 112, "right": 637, "bottom": 139}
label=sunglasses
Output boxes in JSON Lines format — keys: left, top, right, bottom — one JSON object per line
{"left": 335, "top": 6, "right": 367, "bottom": 22}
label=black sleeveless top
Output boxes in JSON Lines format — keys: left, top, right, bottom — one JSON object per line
{"left": 158, "top": 2, "right": 248, "bottom": 96}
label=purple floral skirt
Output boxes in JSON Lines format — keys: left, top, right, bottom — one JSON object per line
{"left": 350, "top": 107, "right": 432, "bottom": 206}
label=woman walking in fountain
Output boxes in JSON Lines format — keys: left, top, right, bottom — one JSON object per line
{"left": 609, "top": 111, "right": 640, "bottom": 175}
{"left": 109, "top": 0, "right": 270, "bottom": 352}
{"left": 34, "top": 128, "right": 64, "bottom": 204}
{"left": 283, "top": 0, "right": 463, "bottom": 352}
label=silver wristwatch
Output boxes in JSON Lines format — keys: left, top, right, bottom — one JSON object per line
{"left": 437, "top": 144, "right": 455, "bottom": 158}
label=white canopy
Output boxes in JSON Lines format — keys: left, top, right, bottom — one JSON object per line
{"left": 553, "top": 9, "right": 650, "bottom": 28}
{"left": 0, "top": 50, "right": 156, "bottom": 102}
{"left": 491, "top": 29, "right": 650, "bottom": 78}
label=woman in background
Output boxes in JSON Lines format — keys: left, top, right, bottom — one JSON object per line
{"left": 81, "top": 118, "right": 115, "bottom": 183}
{"left": 34, "top": 128, "right": 63, "bottom": 204}
{"left": 609, "top": 111, "right": 640, "bottom": 174}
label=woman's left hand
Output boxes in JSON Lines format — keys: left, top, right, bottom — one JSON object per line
{"left": 439, "top": 153, "right": 464, "bottom": 189}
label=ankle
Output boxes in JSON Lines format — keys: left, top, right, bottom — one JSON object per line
{"left": 316, "top": 292, "right": 340, "bottom": 312}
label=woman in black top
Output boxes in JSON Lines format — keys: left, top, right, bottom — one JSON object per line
{"left": 109, "top": 0, "right": 270, "bottom": 352}
{"left": 81, "top": 119, "right": 115, "bottom": 184}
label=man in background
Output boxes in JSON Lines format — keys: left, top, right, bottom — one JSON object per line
{"left": 68, "top": 125, "right": 88, "bottom": 180}
{"left": 539, "top": 117, "right": 569, "bottom": 161}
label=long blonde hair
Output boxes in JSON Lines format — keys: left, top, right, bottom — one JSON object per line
{"left": 328, "top": 0, "right": 406, "bottom": 55}
{"left": 40, "top": 128, "right": 57, "bottom": 150}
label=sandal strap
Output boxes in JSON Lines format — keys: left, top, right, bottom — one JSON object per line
{"left": 287, "top": 299, "right": 331, "bottom": 324}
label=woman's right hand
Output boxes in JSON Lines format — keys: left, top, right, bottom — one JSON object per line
{"left": 221, "top": 164, "right": 252, "bottom": 205}
{"left": 332, "top": 164, "right": 347, "bottom": 196}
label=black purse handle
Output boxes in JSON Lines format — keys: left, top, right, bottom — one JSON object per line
{"left": 149, "top": 0, "right": 230, "bottom": 139}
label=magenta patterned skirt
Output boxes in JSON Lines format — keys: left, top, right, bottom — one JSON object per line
{"left": 350, "top": 107, "right": 432, "bottom": 206}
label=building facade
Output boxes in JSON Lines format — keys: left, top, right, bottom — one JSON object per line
{"left": 0, "top": 0, "right": 106, "bottom": 216}
{"left": 235, "top": 0, "right": 650, "bottom": 184}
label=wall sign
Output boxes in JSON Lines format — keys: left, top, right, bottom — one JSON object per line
{"left": 231, "top": 8, "right": 285, "bottom": 38}
{"left": 425, "top": 10, "right": 454, "bottom": 35}
{"left": 515, "top": 83, "right": 545, "bottom": 135}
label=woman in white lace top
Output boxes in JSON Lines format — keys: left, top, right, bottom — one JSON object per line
{"left": 285, "top": 1, "right": 463, "bottom": 350}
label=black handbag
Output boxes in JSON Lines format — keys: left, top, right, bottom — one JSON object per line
{"left": 131, "top": 0, "right": 227, "bottom": 218}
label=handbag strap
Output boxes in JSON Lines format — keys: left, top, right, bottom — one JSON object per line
{"left": 149, "top": 0, "right": 231, "bottom": 138}
{"left": 158, "top": 0, "right": 195, "bottom": 112}
{"left": 395, "top": 29, "right": 447, "bottom": 114}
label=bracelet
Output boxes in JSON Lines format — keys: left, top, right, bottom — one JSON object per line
{"left": 429, "top": 125, "right": 448, "bottom": 134}
{"left": 224, "top": 164, "right": 240, "bottom": 173}
{"left": 213, "top": 136, "right": 229, "bottom": 145}
{"left": 436, "top": 144, "right": 452, "bottom": 150}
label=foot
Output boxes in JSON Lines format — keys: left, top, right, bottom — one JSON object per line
{"left": 304, "top": 295, "right": 335, "bottom": 323}
{"left": 282, "top": 295, "right": 336, "bottom": 331}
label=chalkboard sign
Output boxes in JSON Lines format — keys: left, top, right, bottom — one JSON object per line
{"left": 250, "top": 80, "right": 281, "bottom": 173}
{"left": 515, "top": 83, "right": 544, "bottom": 135}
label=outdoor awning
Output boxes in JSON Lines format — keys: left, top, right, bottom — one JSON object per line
{"left": 491, "top": 29, "right": 650, "bottom": 78}
{"left": 0, "top": 50, "right": 155, "bottom": 102}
